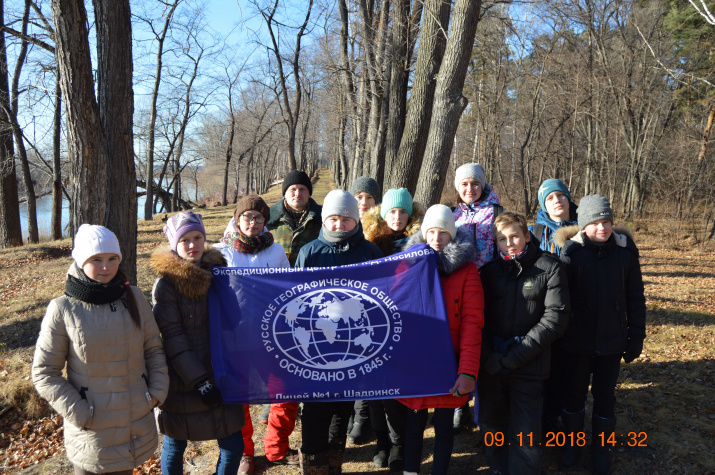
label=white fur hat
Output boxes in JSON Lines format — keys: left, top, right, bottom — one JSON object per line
{"left": 421, "top": 204, "right": 457, "bottom": 239}
{"left": 454, "top": 163, "right": 486, "bottom": 190}
{"left": 72, "top": 224, "right": 122, "bottom": 267}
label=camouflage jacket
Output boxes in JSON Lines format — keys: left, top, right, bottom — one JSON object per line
{"left": 267, "top": 198, "right": 323, "bottom": 266}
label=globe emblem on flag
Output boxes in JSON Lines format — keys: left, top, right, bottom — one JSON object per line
{"left": 273, "top": 289, "right": 391, "bottom": 370}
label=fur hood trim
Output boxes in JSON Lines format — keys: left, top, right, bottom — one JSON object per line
{"left": 362, "top": 202, "right": 425, "bottom": 255}
{"left": 553, "top": 224, "right": 634, "bottom": 249}
{"left": 149, "top": 246, "right": 226, "bottom": 300}
{"left": 405, "top": 226, "right": 477, "bottom": 275}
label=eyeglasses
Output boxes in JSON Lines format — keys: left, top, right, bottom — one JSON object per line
{"left": 240, "top": 214, "right": 265, "bottom": 224}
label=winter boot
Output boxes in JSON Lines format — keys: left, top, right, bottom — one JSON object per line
{"left": 300, "top": 451, "right": 330, "bottom": 475}
{"left": 259, "top": 404, "right": 271, "bottom": 424}
{"left": 592, "top": 414, "right": 616, "bottom": 475}
{"left": 560, "top": 409, "right": 585, "bottom": 471}
{"left": 388, "top": 444, "right": 405, "bottom": 472}
{"left": 373, "top": 428, "right": 391, "bottom": 468}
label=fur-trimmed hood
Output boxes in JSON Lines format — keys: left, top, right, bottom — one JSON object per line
{"left": 405, "top": 226, "right": 477, "bottom": 275}
{"left": 362, "top": 202, "right": 425, "bottom": 255}
{"left": 553, "top": 224, "right": 634, "bottom": 250}
{"left": 149, "top": 246, "right": 226, "bottom": 300}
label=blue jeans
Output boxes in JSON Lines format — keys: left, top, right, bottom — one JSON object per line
{"left": 161, "top": 431, "right": 245, "bottom": 475}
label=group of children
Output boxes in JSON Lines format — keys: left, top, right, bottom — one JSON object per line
{"left": 31, "top": 165, "right": 645, "bottom": 475}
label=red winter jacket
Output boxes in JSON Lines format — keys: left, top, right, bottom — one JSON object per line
{"left": 398, "top": 228, "right": 484, "bottom": 410}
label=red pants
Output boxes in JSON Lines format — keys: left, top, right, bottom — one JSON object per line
{"left": 242, "top": 405, "right": 254, "bottom": 456}
{"left": 264, "top": 402, "right": 299, "bottom": 461}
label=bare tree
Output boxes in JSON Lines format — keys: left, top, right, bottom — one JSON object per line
{"left": 136, "top": 0, "right": 181, "bottom": 221}
{"left": 7, "top": 0, "right": 38, "bottom": 243}
{"left": 0, "top": 0, "right": 22, "bottom": 248}
{"left": 258, "top": 0, "right": 314, "bottom": 171}
{"left": 93, "top": 0, "right": 138, "bottom": 281}
{"left": 389, "top": 0, "right": 451, "bottom": 192}
{"left": 52, "top": 0, "right": 108, "bottom": 236}
{"left": 415, "top": 0, "right": 483, "bottom": 206}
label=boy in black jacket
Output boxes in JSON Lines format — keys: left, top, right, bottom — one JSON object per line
{"left": 554, "top": 194, "right": 646, "bottom": 475}
{"left": 478, "top": 212, "right": 570, "bottom": 475}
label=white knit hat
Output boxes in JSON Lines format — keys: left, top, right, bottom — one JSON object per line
{"left": 454, "top": 163, "right": 486, "bottom": 190}
{"left": 72, "top": 224, "right": 122, "bottom": 267}
{"left": 421, "top": 204, "right": 457, "bottom": 239}
{"left": 322, "top": 189, "right": 360, "bottom": 224}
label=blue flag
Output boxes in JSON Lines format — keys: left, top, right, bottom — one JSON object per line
{"left": 209, "top": 244, "right": 456, "bottom": 404}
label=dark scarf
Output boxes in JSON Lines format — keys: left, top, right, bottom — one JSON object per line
{"left": 322, "top": 226, "right": 359, "bottom": 243}
{"left": 221, "top": 230, "right": 275, "bottom": 254}
{"left": 284, "top": 201, "right": 308, "bottom": 230}
{"left": 65, "top": 264, "right": 126, "bottom": 305}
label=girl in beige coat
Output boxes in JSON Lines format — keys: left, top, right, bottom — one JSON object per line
{"left": 32, "top": 225, "right": 169, "bottom": 475}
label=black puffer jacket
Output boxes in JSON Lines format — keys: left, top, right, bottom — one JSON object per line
{"left": 555, "top": 225, "right": 646, "bottom": 356}
{"left": 479, "top": 243, "right": 570, "bottom": 380}
{"left": 150, "top": 247, "right": 245, "bottom": 441}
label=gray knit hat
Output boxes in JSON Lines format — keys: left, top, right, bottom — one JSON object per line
{"left": 421, "top": 204, "right": 457, "bottom": 239}
{"left": 350, "top": 177, "right": 381, "bottom": 203}
{"left": 454, "top": 163, "right": 486, "bottom": 190}
{"left": 577, "top": 194, "right": 614, "bottom": 230}
{"left": 322, "top": 189, "right": 360, "bottom": 224}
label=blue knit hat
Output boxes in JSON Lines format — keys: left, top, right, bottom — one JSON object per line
{"left": 380, "top": 188, "right": 413, "bottom": 219}
{"left": 538, "top": 178, "right": 571, "bottom": 212}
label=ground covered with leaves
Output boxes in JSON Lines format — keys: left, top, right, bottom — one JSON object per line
{"left": 1, "top": 170, "right": 713, "bottom": 473}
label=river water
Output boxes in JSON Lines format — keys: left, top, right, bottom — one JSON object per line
{"left": 19, "top": 194, "right": 147, "bottom": 241}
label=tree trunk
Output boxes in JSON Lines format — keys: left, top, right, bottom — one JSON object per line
{"left": 414, "top": 0, "right": 482, "bottom": 206}
{"left": 222, "top": 113, "right": 236, "bottom": 206}
{"left": 359, "top": 0, "right": 388, "bottom": 178}
{"left": 52, "top": 0, "right": 108, "bottom": 238}
{"left": 51, "top": 73, "right": 63, "bottom": 240}
{"left": 382, "top": 0, "right": 411, "bottom": 185}
{"left": 686, "top": 102, "right": 715, "bottom": 205}
{"left": 93, "top": 0, "right": 137, "bottom": 282}
{"left": 11, "top": 0, "right": 38, "bottom": 243}
{"left": 389, "top": 0, "right": 451, "bottom": 192}
{"left": 145, "top": 0, "right": 179, "bottom": 221}
{"left": 0, "top": 0, "right": 22, "bottom": 248}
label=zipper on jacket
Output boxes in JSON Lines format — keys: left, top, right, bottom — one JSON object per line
{"left": 109, "top": 302, "right": 117, "bottom": 311}
{"left": 121, "top": 297, "right": 129, "bottom": 308}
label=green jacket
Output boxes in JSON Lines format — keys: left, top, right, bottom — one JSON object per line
{"left": 267, "top": 198, "right": 323, "bottom": 266}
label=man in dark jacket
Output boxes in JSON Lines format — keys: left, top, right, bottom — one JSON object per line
{"left": 554, "top": 194, "right": 646, "bottom": 475}
{"left": 478, "top": 212, "right": 570, "bottom": 475}
{"left": 267, "top": 170, "right": 323, "bottom": 267}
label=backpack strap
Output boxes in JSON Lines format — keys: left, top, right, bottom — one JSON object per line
{"left": 531, "top": 223, "right": 545, "bottom": 248}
